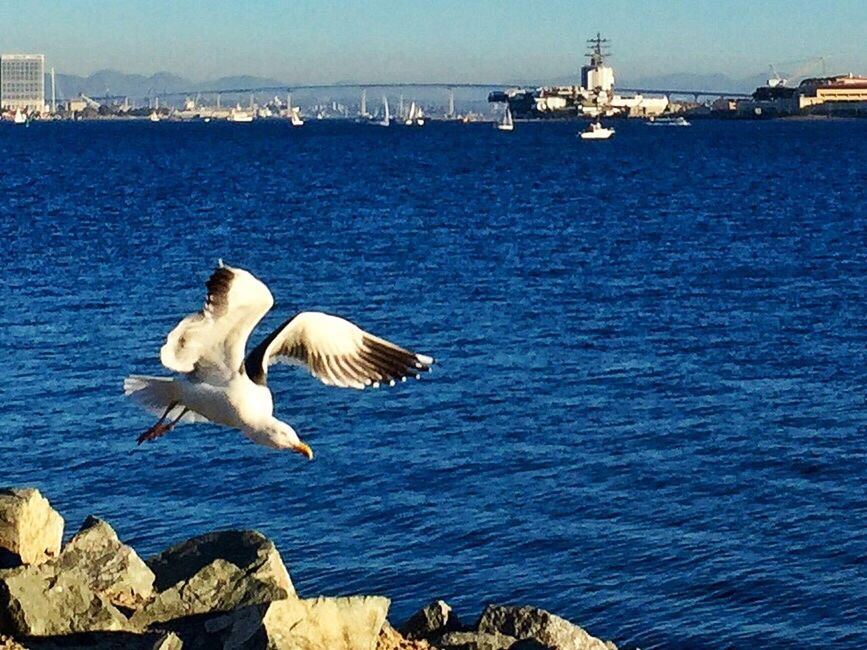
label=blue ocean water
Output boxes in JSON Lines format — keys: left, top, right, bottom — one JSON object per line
{"left": 0, "top": 119, "right": 865, "bottom": 649}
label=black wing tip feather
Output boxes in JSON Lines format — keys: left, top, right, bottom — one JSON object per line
{"left": 204, "top": 266, "right": 234, "bottom": 316}
{"left": 359, "top": 335, "right": 435, "bottom": 388}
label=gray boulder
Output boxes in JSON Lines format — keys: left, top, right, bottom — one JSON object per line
{"left": 435, "top": 630, "right": 517, "bottom": 650}
{"left": 478, "top": 606, "right": 613, "bottom": 650}
{"left": 0, "top": 517, "right": 153, "bottom": 636}
{"left": 400, "top": 599, "right": 463, "bottom": 640}
{"left": 0, "top": 488, "right": 64, "bottom": 567}
{"left": 62, "top": 516, "right": 156, "bottom": 609}
{"left": 509, "top": 640, "right": 553, "bottom": 650}
{"left": 132, "top": 530, "right": 294, "bottom": 628}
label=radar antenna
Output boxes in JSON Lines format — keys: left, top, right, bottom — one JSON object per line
{"left": 586, "top": 32, "right": 611, "bottom": 66}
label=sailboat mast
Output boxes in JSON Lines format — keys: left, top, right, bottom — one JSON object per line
{"left": 50, "top": 67, "right": 56, "bottom": 113}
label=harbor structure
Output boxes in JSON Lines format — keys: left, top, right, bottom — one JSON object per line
{"left": 735, "top": 73, "right": 867, "bottom": 117}
{"left": 0, "top": 54, "right": 45, "bottom": 112}
{"left": 488, "top": 34, "right": 668, "bottom": 119}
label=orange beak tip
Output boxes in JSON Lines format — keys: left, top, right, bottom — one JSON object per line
{"left": 295, "top": 443, "right": 314, "bottom": 460}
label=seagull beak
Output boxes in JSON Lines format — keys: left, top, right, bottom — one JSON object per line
{"left": 292, "top": 442, "right": 314, "bottom": 460}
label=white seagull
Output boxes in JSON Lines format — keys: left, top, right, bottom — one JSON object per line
{"left": 124, "top": 263, "right": 434, "bottom": 458}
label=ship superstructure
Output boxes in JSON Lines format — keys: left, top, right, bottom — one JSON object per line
{"left": 489, "top": 33, "right": 667, "bottom": 119}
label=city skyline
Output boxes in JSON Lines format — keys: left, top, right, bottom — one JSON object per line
{"left": 2, "top": 0, "right": 866, "bottom": 84}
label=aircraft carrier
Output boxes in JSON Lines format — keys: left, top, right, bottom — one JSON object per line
{"left": 488, "top": 33, "right": 668, "bottom": 119}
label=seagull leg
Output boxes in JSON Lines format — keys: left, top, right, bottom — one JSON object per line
{"left": 137, "top": 402, "right": 185, "bottom": 445}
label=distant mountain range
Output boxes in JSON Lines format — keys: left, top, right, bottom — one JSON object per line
{"left": 51, "top": 70, "right": 289, "bottom": 99}
{"left": 49, "top": 69, "right": 771, "bottom": 99}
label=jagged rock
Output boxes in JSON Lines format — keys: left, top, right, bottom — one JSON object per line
{"left": 435, "top": 631, "right": 517, "bottom": 650}
{"left": 477, "top": 606, "right": 612, "bottom": 650}
{"left": 0, "top": 488, "right": 64, "bottom": 567}
{"left": 261, "top": 595, "right": 389, "bottom": 650}
{"left": 62, "top": 516, "right": 155, "bottom": 609}
{"left": 0, "top": 517, "right": 153, "bottom": 636}
{"left": 378, "top": 621, "right": 433, "bottom": 650}
{"left": 400, "top": 600, "right": 462, "bottom": 640}
{"left": 194, "top": 595, "right": 390, "bottom": 650}
{"left": 132, "top": 530, "right": 293, "bottom": 628}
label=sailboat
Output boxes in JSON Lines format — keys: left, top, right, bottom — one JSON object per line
{"left": 14, "top": 109, "right": 28, "bottom": 125}
{"left": 404, "top": 102, "right": 419, "bottom": 126}
{"left": 378, "top": 96, "right": 391, "bottom": 127}
{"left": 149, "top": 111, "right": 160, "bottom": 122}
{"left": 496, "top": 107, "right": 514, "bottom": 131}
{"left": 290, "top": 107, "right": 304, "bottom": 127}
{"left": 401, "top": 102, "right": 425, "bottom": 126}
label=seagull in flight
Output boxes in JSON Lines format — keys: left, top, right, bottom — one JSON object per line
{"left": 124, "top": 263, "right": 434, "bottom": 458}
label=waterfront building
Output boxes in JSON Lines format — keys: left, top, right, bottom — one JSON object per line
{"left": 0, "top": 54, "right": 45, "bottom": 112}
{"left": 738, "top": 73, "right": 867, "bottom": 117}
{"left": 797, "top": 74, "right": 867, "bottom": 111}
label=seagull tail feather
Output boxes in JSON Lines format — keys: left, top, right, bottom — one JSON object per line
{"left": 123, "top": 375, "right": 180, "bottom": 417}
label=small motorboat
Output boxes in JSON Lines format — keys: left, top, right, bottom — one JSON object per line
{"left": 579, "top": 121, "right": 614, "bottom": 140}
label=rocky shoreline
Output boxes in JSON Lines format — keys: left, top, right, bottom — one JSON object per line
{"left": 0, "top": 488, "right": 618, "bottom": 650}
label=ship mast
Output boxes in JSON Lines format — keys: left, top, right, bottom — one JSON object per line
{"left": 585, "top": 32, "right": 611, "bottom": 67}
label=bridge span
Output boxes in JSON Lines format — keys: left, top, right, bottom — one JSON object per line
{"left": 56, "top": 81, "right": 750, "bottom": 104}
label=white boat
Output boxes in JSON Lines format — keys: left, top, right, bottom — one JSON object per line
{"left": 378, "top": 96, "right": 390, "bottom": 127}
{"left": 149, "top": 111, "right": 160, "bottom": 122}
{"left": 290, "top": 107, "right": 304, "bottom": 127}
{"left": 13, "top": 109, "right": 27, "bottom": 125}
{"left": 497, "top": 107, "right": 514, "bottom": 131}
{"left": 646, "top": 116, "right": 690, "bottom": 127}
{"left": 227, "top": 106, "right": 254, "bottom": 123}
{"left": 415, "top": 106, "right": 425, "bottom": 127}
{"left": 579, "top": 121, "right": 615, "bottom": 140}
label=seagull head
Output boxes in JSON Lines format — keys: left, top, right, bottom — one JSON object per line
{"left": 249, "top": 419, "right": 314, "bottom": 459}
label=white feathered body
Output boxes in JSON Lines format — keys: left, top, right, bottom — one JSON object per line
{"left": 124, "top": 263, "right": 434, "bottom": 452}
{"left": 124, "top": 373, "right": 273, "bottom": 428}
{"left": 178, "top": 375, "right": 274, "bottom": 432}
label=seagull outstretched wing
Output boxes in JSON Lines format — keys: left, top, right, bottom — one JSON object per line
{"left": 244, "top": 311, "right": 434, "bottom": 389}
{"left": 160, "top": 263, "right": 274, "bottom": 379}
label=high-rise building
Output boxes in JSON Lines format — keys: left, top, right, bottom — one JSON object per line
{"left": 1, "top": 54, "right": 45, "bottom": 111}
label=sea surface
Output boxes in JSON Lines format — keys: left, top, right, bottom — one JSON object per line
{"left": 0, "top": 118, "right": 865, "bottom": 649}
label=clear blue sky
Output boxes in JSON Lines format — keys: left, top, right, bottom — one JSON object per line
{"left": 2, "top": 0, "right": 865, "bottom": 82}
